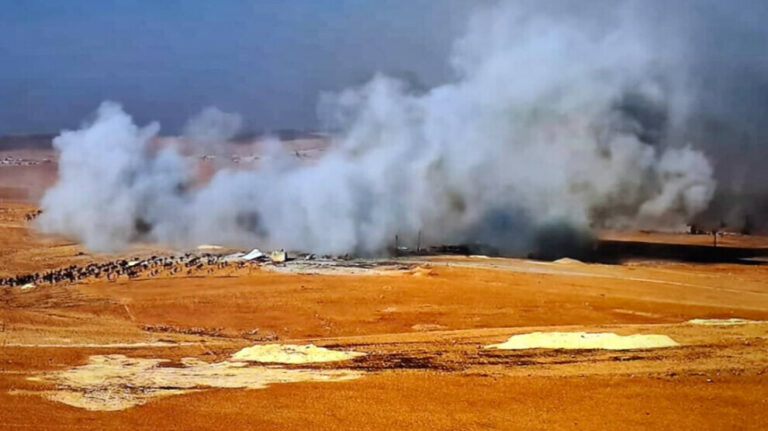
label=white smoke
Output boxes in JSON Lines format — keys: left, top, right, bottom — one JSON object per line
{"left": 38, "top": 102, "right": 187, "bottom": 251}
{"left": 38, "top": 1, "right": 716, "bottom": 255}
{"left": 182, "top": 106, "right": 243, "bottom": 146}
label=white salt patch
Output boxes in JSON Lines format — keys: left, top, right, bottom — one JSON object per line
{"left": 24, "top": 353, "right": 362, "bottom": 411}
{"left": 553, "top": 257, "right": 584, "bottom": 265}
{"left": 687, "top": 318, "right": 763, "bottom": 326}
{"left": 197, "top": 244, "right": 223, "bottom": 250}
{"left": 486, "top": 331, "right": 679, "bottom": 350}
{"left": 231, "top": 344, "right": 365, "bottom": 364}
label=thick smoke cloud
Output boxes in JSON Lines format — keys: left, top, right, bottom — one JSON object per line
{"left": 39, "top": 103, "right": 186, "bottom": 251}
{"left": 40, "top": 0, "right": 762, "bottom": 255}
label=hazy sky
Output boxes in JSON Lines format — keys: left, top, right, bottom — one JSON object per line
{"left": 0, "top": 0, "right": 471, "bottom": 134}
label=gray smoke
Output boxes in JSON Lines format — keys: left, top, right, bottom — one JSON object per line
{"left": 40, "top": 0, "right": 745, "bottom": 255}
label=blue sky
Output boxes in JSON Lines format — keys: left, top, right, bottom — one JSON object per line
{"left": 0, "top": 1, "right": 470, "bottom": 133}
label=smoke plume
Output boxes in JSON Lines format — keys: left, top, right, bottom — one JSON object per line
{"left": 40, "top": 1, "right": 732, "bottom": 255}
{"left": 182, "top": 107, "right": 243, "bottom": 147}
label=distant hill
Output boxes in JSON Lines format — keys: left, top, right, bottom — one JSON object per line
{"left": 0, "top": 130, "right": 330, "bottom": 152}
{"left": 0, "top": 134, "right": 55, "bottom": 151}
{"left": 231, "top": 129, "right": 329, "bottom": 143}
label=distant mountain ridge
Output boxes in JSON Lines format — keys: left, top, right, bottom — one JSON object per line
{"left": 0, "top": 134, "right": 55, "bottom": 151}
{"left": 0, "top": 129, "right": 328, "bottom": 152}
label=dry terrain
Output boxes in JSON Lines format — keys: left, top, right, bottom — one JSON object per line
{"left": 1, "top": 145, "right": 768, "bottom": 430}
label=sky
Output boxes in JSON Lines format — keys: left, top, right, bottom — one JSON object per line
{"left": 0, "top": 0, "right": 472, "bottom": 134}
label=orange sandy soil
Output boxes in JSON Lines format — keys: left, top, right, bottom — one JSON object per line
{"left": 2, "top": 203, "right": 768, "bottom": 428}
{"left": 0, "top": 203, "right": 768, "bottom": 430}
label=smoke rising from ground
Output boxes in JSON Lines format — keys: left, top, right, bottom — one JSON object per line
{"left": 39, "top": 1, "right": 756, "bottom": 255}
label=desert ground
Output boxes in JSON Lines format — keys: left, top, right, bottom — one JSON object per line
{"left": 2, "top": 143, "right": 768, "bottom": 430}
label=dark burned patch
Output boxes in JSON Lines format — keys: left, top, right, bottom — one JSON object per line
{"left": 472, "top": 353, "right": 579, "bottom": 367}
{"left": 283, "top": 342, "right": 682, "bottom": 374}
{"left": 374, "top": 354, "right": 444, "bottom": 370}
{"left": 240, "top": 329, "right": 279, "bottom": 342}
{"left": 142, "top": 324, "right": 225, "bottom": 338}
{"left": 304, "top": 352, "right": 463, "bottom": 372}
{"left": 611, "top": 353, "right": 665, "bottom": 362}
{"left": 344, "top": 349, "right": 594, "bottom": 370}
{"left": 156, "top": 360, "right": 188, "bottom": 369}
{"left": 611, "top": 355, "right": 646, "bottom": 362}
{"left": 308, "top": 345, "right": 634, "bottom": 371}
{"left": 343, "top": 260, "right": 409, "bottom": 269}
{"left": 474, "top": 347, "right": 669, "bottom": 367}
{"left": 318, "top": 341, "right": 424, "bottom": 350}
{"left": 475, "top": 347, "right": 591, "bottom": 360}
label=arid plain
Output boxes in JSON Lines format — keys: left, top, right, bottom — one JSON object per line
{"left": 2, "top": 143, "right": 768, "bottom": 430}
